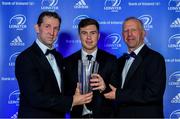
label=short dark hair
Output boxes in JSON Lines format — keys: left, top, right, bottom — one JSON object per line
{"left": 37, "top": 11, "right": 61, "bottom": 28}
{"left": 122, "top": 17, "right": 145, "bottom": 31}
{"left": 78, "top": 18, "right": 99, "bottom": 33}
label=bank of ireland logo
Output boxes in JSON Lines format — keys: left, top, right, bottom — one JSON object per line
{"left": 72, "top": 15, "right": 89, "bottom": 29}
{"left": 8, "top": 90, "right": 20, "bottom": 106}
{"left": 170, "top": 18, "right": 180, "bottom": 28}
{"left": 168, "top": 34, "right": 180, "bottom": 50}
{"left": 41, "top": 0, "right": 58, "bottom": 10}
{"left": 169, "top": 109, "right": 180, "bottom": 119}
{"left": 9, "top": 52, "right": 21, "bottom": 67}
{"left": 168, "top": 0, "right": 180, "bottom": 12}
{"left": 104, "top": 0, "right": 122, "bottom": 12}
{"left": 104, "top": 33, "right": 121, "bottom": 49}
{"left": 168, "top": 71, "right": 180, "bottom": 87}
{"left": 9, "top": 14, "right": 27, "bottom": 30}
{"left": 171, "top": 93, "right": 180, "bottom": 103}
{"left": 138, "top": 15, "right": 153, "bottom": 31}
{"left": 74, "top": 0, "right": 88, "bottom": 9}
{"left": 10, "top": 36, "right": 25, "bottom": 46}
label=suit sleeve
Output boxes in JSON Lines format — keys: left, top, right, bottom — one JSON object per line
{"left": 15, "top": 53, "right": 73, "bottom": 113}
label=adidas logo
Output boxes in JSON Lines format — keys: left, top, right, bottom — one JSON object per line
{"left": 74, "top": 0, "right": 88, "bottom": 9}
{"left": 10, "top": 36, "right": 25, "bottom": 46}
{"left": 171, "top": 93, "right": 180, "bottom": 103}
{"left": 170, "top": 18, "right": 180, "bottom": 28}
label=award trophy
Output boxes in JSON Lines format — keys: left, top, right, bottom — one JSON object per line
{"left": 78, "top": 60, "right": 99, "bottom": 94}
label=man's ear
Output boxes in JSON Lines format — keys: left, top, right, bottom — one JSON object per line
{"left": 143, "top": 30, "right": 146, "bottom": 37}
{"left": 34, "top": 24, "right": 39, "bottom": 33}
{"left": 143, "top": 30, "right": 147, "bottom": 37}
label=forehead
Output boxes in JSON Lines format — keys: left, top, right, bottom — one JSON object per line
{"left": 42, "top": 16, "right": 59, "bottom": 25}
{"left": 80, "top": 25, "right": 98, "bottom": 31}
{"left": 123, "top": 19, "right": 141, "bottom": 28}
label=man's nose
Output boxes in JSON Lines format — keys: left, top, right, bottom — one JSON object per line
{"left": 127, "top": 30, "right": 132, "bottom": 36}
{"left": 87, "top": 33, "right": 91, "bottom": 38}
{"left": 49, "top": 28, "right": 55, "bottom": 35}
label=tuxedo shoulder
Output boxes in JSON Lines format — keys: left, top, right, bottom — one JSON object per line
{"left": 148, "top": 48, "right": 165, "bottom": 60}
{"left": 17, "top": 46, "right": 34, "bottom": 58}
{"left": 64, "top": 50, "right": 80, "bottom": 62}
{"left": 98, "top": 49, "right": 117, "bottom": 59}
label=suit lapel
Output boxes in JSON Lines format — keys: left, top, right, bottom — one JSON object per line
{"left": 32, "top": 43, "right": 53, "bottom": 73}
{"left": 32, "top": 42, "right": 60, "bottom": 92}
{"left": 76, "top": 50, "right": 82, "bottom": 60}
{"left": 125, "top": 55, "right": 142, "bottom": 84}
{"left": 124, "top": 45, "right": 148, "bottom": 88}
{"left": 96, "top": 49, "right": 103, "bottom": 73}
{"left": 74, "top": 50, "right": 82, "bottom": 82}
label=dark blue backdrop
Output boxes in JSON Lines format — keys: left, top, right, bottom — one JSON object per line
{"left": 0, "top": 0, "right": 180, "bottom": 118}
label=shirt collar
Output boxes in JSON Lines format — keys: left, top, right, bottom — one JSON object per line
{"left": 81, "top": 48, "right": 97, "bottom": 61}
{"left": 128, "top": 43, "right": 144, "bottom": 55}
{"left": 36, "top": 39, "right": 54, "bottom": 55}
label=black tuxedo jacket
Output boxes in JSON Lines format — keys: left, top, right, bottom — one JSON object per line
{"left": 64, "top": 49, "right": 117, "bottom": 118}
{"left": 110, "top": 45, "right": 166, "bottom": 118}
{"left": 15, "top": 42, "right": 72, "bottom": 118}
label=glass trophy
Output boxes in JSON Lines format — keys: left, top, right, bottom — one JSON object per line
{"left": 78, "top": 60, "right": 99, "bottom": 94}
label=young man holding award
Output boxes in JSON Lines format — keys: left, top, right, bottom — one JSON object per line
{"left": 64, "top": 18, "right": 117, "bottom": 118}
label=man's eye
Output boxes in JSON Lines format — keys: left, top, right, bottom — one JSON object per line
{"left": 45, "top": 25, "right": 49, "bottom": 28}
{"left": 123, "top": 29, "right": 136, "bottom": 32}
{"left": 54, "top": 27, "right": 59, "bottom": 31}
{"left": 123, "top": 30, "right": 128, "bottom": 33}
{"left": 81, "top": 32, "right": 87, "bottom": 35}
{"left": 91, "top": 32, "right": 97, "bottom": 35}
{"left": 131, "top": 29, "right": 136, "bottom": 32}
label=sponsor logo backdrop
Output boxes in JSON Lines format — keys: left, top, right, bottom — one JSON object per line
{"left": 0, "top": 0, "right": 180, "bottom": 118}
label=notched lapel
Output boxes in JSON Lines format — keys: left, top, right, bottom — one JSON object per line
{"left": 96, "top": 50, "right": 103, "bottom": 73}
{"left": 95, "top": 49, "right": 110, "bottom": 73}
{"left": 124, "top": 54, "right": 142, "bottom": 88}
{"left": 124, "top": 45, "right": 148, "bottom": 87}
{"left": 32, "top": 43, "right": 60, "bottom": 90}
{"left": 33, "top": 43, "right": 54, "bottom": 75}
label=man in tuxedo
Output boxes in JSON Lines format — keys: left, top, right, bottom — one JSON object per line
{"left": 64, "top": 18, "right": 117, "bottom": 118}
{"left": 15, "top": 11, "right": 93, "bottom": 118}
{"left": 104, "top": 17, "right": 166, "bottom": 118}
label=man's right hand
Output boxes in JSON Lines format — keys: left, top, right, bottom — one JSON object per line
{"left": 72, "top": 83, "right": 93, "bottom": 107}
{"left": 104, "top": 84, "right": 116, "bottom": 100}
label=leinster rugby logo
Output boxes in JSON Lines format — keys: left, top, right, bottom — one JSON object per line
{"left": 41, "top": 0, "right": 58, "bottom": 10}
{"left": 168, "top": 0, "right": 180, "bottom": 12}
{"left": 72, "top": 15, "right": 89, "bottom": 29}
{"left": 138, "top": 15, "right": 153, "bottom": 30}
{"left": 168, "top": 34, "right": 180, "bottom": 50}
{"left": 168, "top": 71, "right": 180, "bottom": 87}
{"left": 104, "top": 0, "right": 122, "bottom": 12}
{"left": 104, "top": 33, "right": 121, "bottom": 49}
{"left": 169, "top": 109, "right": 180, "bottom": 119}
{"left": 8, "top": 90, "right": 20, "bottom": 106}
{"left": 9, "top": 14, "right": 27, "bottom": 30}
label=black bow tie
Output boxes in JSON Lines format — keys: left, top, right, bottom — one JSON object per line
{"left": 45, "top": 49, "right": 56, "bottom": 56}
{"left": 124, "top": 52, "right": 136, "bottom": 60}
{"left": 86, "top": 55, "right": 93, "bottom": 61}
